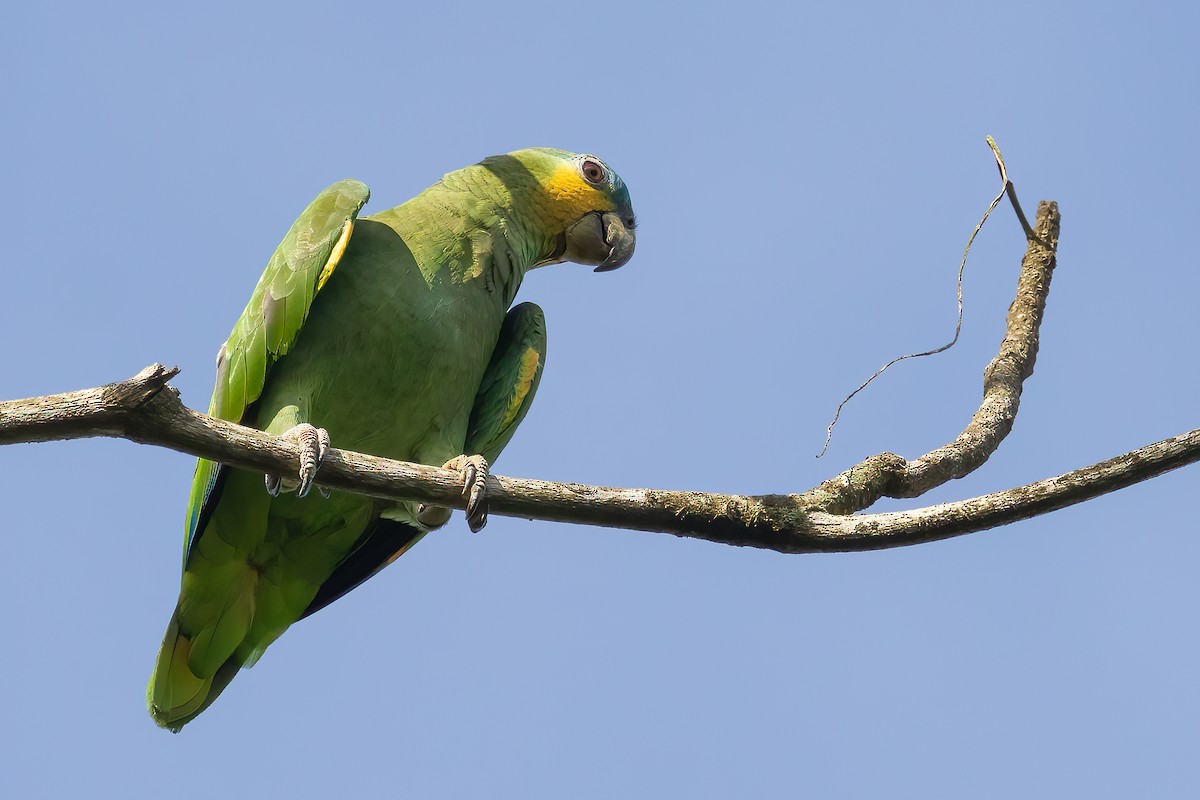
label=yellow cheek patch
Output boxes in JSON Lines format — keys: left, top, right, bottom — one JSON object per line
{"left": 317, "top": 219, "right": 354, "bottom": 291}
{"left": 501, "top": 347, "right": 543, "bottom": 430}
{"left": 539, "top": 165, "right": 615, "bottom": 228}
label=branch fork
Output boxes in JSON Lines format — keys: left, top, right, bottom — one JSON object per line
{"left": 3, "top": 198, "right": 1198, "bottom": 552}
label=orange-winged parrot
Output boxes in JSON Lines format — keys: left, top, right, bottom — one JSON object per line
{"left": 148, "top": 148, "right": 636, "bottom": 730}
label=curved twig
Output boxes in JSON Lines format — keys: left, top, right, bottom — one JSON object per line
{"left": 818, "top": 136, "right": 1026, "bottom": 457}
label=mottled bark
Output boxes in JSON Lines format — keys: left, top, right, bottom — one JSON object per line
{"left": 802, "top": 201, "right": 1060, "bottom": 514}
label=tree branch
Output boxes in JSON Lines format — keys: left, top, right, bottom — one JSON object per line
{"left": 2, "top": 200, "right": 1197, "bottom": 553}
{"left": 802, "top": 201, "right": 1060, "bottom": 514}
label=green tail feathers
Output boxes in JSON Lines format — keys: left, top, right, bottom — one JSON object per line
{"left": 146, "top": 611, "right": 241, "bottom": 732}
{"left": 147, "top": 515, "right": 426, "bottom": 730}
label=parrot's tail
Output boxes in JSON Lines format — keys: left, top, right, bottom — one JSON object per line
{"left": 146, "top": 611, "right": 240, "bottom": 733}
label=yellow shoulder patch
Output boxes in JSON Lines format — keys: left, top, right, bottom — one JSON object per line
{"left": 501, "top": 347, "right": 542, "bottom": 430}
{"left": 317, "top": 219, "right": 355, "bottom": 291}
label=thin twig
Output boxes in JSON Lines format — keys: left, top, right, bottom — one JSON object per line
{"left": 986, "top": 136, "right": 1046, "bottom": 247}
{"left": 818, "top": 136, "right": 1016, "bottom": 457}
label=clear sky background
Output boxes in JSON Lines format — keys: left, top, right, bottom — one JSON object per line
{"left": 4, "top": 1, "right": 1199, "bottom": 797}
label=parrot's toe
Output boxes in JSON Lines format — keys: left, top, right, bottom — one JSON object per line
{"left": 443, "top": 454, "right": 489, "bottom": 532}
{"left": 265, "top": 424, "right": 330, "bottom": 498}
{"left": 417, "top": 503, "right": 453, "bottom": 529}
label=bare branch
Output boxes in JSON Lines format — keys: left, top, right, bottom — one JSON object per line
{"left": 2, "top": 197, "right": 1197, "bottom": 554}
{"left": 802, "top": 199, "right": 1060, "bottom": 514}
{"left": 1, "top": 359, "right": 1198, "bottom": 554}
{"left": 797, "top": 428, "right": 1200, "bottom": 551}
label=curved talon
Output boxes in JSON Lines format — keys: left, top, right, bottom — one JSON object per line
{"left": 295, "top": 425, "right": 330, "bottom": 498}
{"left": 443, "top": 454, "right": 489, "bottom": 532}
{"left": 264, "top": 424, "right": 330, "bottom": 498}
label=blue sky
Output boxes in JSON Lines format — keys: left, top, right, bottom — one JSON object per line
{"left": 4, "top": 1, "right": 1199, "bottom": 796}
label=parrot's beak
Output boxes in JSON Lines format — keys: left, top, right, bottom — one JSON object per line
{"left": 563, "top": 211, "right": 636, "bottom": 272}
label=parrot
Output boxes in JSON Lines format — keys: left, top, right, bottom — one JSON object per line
{"left": 146, "top": 148, "right": 636, "bottom": 731}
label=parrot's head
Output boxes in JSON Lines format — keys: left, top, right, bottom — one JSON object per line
{"left": 483, "top": 148, "right": 636, "bottom": 272}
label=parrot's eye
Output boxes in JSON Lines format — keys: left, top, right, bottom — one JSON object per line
{"left": 580, "top": 159, "right": 606, "bottom": 185}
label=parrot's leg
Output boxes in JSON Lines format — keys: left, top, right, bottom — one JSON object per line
{"left": 265, "top": 423, "right": 330, "bottom": 499}
{"left": 456, "top": 303, "right": 547, "bottom": 532}
{"left": 439, "top": 454, "right": 489, "bottom": 532}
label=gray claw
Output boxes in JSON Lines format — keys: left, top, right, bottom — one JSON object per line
{"left": 463, "top": 457, "right": 489, "bottom": 532}
{"left": 442, "top": 454, "right": 489, "bottom": 532}
{"left": 295, "top": 425, "right": 330, "bottom": 498}
{"left": 266, "top": 423, "right": 330, "bottom": 498}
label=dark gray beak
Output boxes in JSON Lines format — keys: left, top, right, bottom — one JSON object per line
{"left": 563, "top": 211, "right": 636, "bottom": 272}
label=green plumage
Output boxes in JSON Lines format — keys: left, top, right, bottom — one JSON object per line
{"left": 148, "top": 148, "right": 635, "bottom": 730}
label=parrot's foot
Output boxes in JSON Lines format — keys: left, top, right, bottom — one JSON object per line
{"left": 416, "top": 503, "right": 453, "bottom": 530}
{"left": 265, "top": 424, "right": 330, "bottom": 499}
{"left": 442, "top": 454, "right": 489, "bottom": 532}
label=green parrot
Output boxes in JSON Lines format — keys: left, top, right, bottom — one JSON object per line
{"left": 147, "top": 148, "right": 636, "bottom": 731}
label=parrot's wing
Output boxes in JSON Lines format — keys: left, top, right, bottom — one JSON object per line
{"left": 464, "top": 302, "right": 547, "bottom": 462}
{"left": 183, "top": 180, "right": 370, "bottom": 564}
